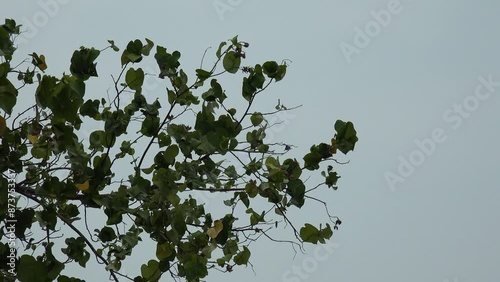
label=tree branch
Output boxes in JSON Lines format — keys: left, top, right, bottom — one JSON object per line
{"left": 14, "top": 185, "right": 120, "bottom": 282}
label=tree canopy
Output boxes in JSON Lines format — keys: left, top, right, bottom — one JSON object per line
{"left": 0, "top": 18, "right": 358, "bottom": 282}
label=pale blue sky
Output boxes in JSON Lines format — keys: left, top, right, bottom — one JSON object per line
{"left": 2, "top": 0, "right": 500, "bottom": 281}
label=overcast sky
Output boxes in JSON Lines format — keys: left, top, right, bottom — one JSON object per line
{"left": 2, "top": 0, "right": 500, "bottom": 281}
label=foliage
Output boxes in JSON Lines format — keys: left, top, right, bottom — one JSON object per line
{"left": 0, "top": 19, "right": 358, "bottom": 282}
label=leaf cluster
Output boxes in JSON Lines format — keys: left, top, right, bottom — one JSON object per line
{"left": 0, "top": 20, "right": 358, "bottom": 282}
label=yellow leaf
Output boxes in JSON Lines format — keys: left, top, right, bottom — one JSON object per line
{"left": 31, "top": 52, "right": 47, "bottom": 71}
{"left": 0, "top": 116, "right": 6, "bottom": 136}
{"left": 38, "top": 54, "right": 47, "bottom": 71}
{"left": 330, "top": 138, "right": 337, "bottom": 154}
{"left": 27, "top": 134, "right": 39, "bottom": 144}
{"left": 207, "top": 220, "right": 223, "bottom": 238}
{"left": 75, "top": 181, "right": 89, "bottom": 192}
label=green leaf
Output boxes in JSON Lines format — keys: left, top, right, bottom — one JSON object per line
{"left": 249, "top": 72, "right": 265, "bottom": 89}
{"left": 234, "top": 246, "right": 251, "bottom": 265}
{"left": 229, "top": 138, "right": 238, "bottom": 150}
{"left": 3, "top": 19, "right": 20, "bottom": 34}
{"left": 222, "top": 239, "right": 238, "bottom": 256}
{"left": 93, "top": 153, "right": 112, "bottom": 176}
{"left": 0, "top": 23, "right": 17, "bottom": 61}
{"left": 224, "top": 165, "right": 238, "bottom": 178}
{"left": 250, "top": 112, "right": 264, "bottom": 126}
{"left": 14, "top": 208, "right": 35, "bottom": 239}
{"left": 17, "top": 255, "right": 48, "bottom": 282}
{"left": 216, "top": 41, "right": 227, "bottom": 58}
{"left": 239, "top": 192, "right": 250, "bottom": 208}
{"left": 334, "top": 120, "right": 358, "bottom": 154}
{"left": 184, "top": 255, "right": 208, "bottom": 280}
{"left": 265, "top": 156, "right": 280, "bottom": 171}
{"left": 316, "top": 143, "right": 332, "bottom": 158}
{"left": 0, "top": 77, "right": 18, "bottom": 114}
{"left": 63, "top": 204, "right": 80, "bottom": 218}
{"left": 242, "top": 77, "right": 256, "bottom": 101}
{"left": 57, "top": 276, "right": 85, "bottom": 282}
{"left": 196, "top": 69, "right": 212, "bottom": 81}
{"left": 287, "top": 179, "right": 305, "bottom": 208}
{"left": 154, "top": 46, "right": 181, "bottom": 79}
{"left": 246, "top": 208, "right": 264, "bottom": 225}
{"left": 141, "top": 260, "right": 161, "bottom": 281}
{"left": 102, "top": 132, "right": 116, "bottom": 148}
{"left": 334, "top": 119, "right": 346, "bottom": 135}
{"left": 171, "top": 211, "right": 187, "bottom": 237}
{"left": 262, "top": 61, "right": 286, "bottom": 81}
{"left": 230, "top": 35, "right": 239, "bottom": 45}
{"left": 89, "top": 130, "right": 104, "bottom": 150}
{"left": 45, "top": 77, "right": 86, "bottom": 124}
{"left": 262, "top": 61, "right": 278, "bottom": 77}
{"left": 35, "top": 75, "right": 57, "bottom": 108}
{"left": 105, "top": 209, "right": 123, "bottom": 225}
{"left": 156, "top": 243, "right": 174, "bottom": 260}
{"left": 36, "top": 205, "right": 58, "bottom": 230}
{"left": 107, "top": 39, "right": 120, "bottom": 52}
{"left": 103, "top": 109, "right": 130, "bottom": 136}
{"left": 198, "top": 132, "right": 222, "bottom": 154}
{"left": 245, "top": 182, "right": 258, "bottom": 198}
{"left": 201, "top": 88, "right": 217, "bottom": 102}
{"left": 98, "top": 227, "right": 117, "bottom": 242}
{"left": 210, "top": 79, "right": 225, "bottom": 101}
{"left": 140, "top": 116, "right": 160, "bottom": 137}
{"left": 31, "top": 143, "right": 51, "bottom": 159}
{"left": 299, "top": 223, "right": 320, "bottom": 244}
{"left": 202, "top": 242, "right": 217, "bottom": 258}
{"left": 0, "top": 62, "right": 9, "bottom": 78}
{"left": 163, "top": 145, "right": 179, "bottom": 165}
{"left": 61, "top": 237, "right": 90, "bottom": 267}
{"left": 275, "top": 65, "right": 287, "bottom": 81}
{"left": 222, "top": 51, "right": 241, "bottom": 74}
{"left": 283, "top": 158, "right": 302, "bottom": 180}
{"left": 325, "top": 171, "right": 340, "bottom": 189}
{"left": 121, "top": 39, "right": 143, "bottom": 65}
{"left": 90, "top": 130, "right": 115, "bottom": 150}
{"left": 126, "top": 68, "right": 145, "bottom": 90}
{"left": 80, "top": 99, "right": 100, "bottom": 119}
{"left": 45, "top": 243, "right": 65, "bottom": 280}
{"left": 319, "top": 224, "right": 334, "bottom": 241}
{"left": 158, "top": 132, "right": 171, "bottom": 148}
{"left": 303, "top": 145, "right": 322, "bottom": 170}
{"left": 142, "top": 38, "right": 154, "bottom": 56}
{"left": 299, "top": 223, "right": 333, "bottom": 244}
{"left": 69, "top": 47, "right": 100, "bottom": 80}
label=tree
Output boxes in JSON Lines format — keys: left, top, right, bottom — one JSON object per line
{"left": 0, "top": 18, "right": 358, "bottom": 282}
